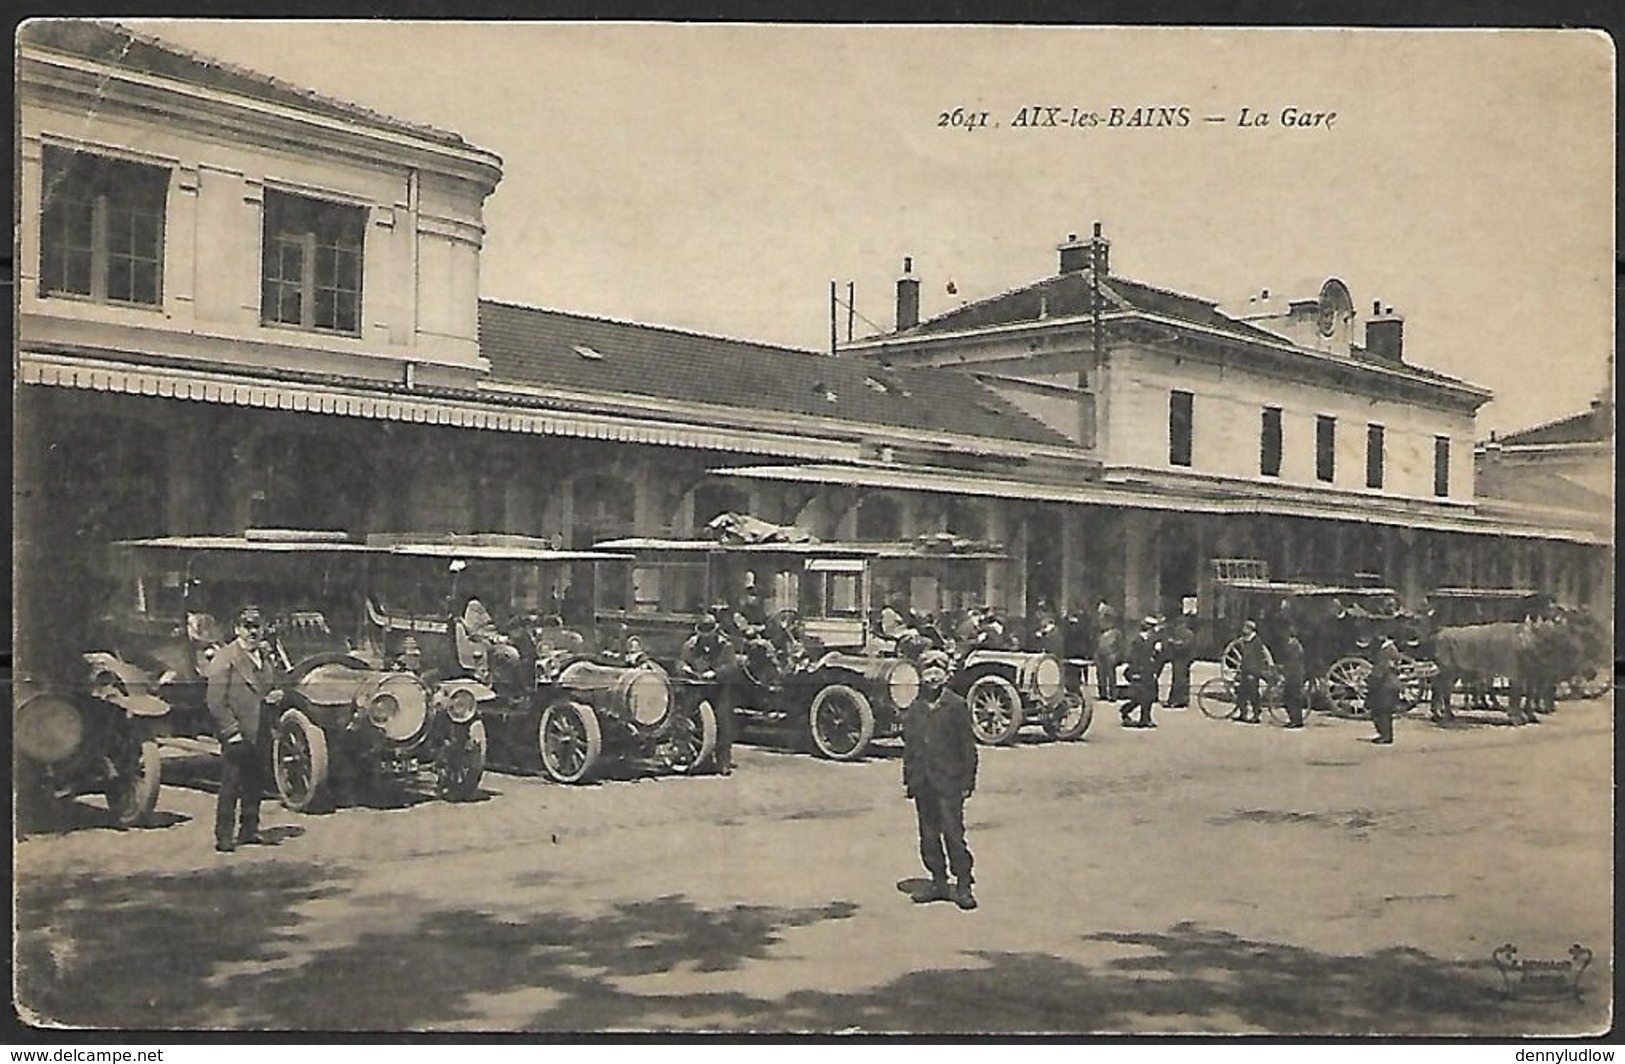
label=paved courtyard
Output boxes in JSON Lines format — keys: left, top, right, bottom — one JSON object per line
{"left": 14, "top": 684, "right": 1613, "bottom": 1036}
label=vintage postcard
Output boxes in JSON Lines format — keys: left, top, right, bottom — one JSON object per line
{"left": 12, "top": 20, "right": 1614, "bottom": 1037}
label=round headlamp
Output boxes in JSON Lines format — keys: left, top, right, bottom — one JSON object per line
{"left": 17, "top": 692, "right": 85, "bottom": 764}
{"left": 886, "top": 659, "right": 921, "bottom": 711}
{"left": 447, "top": 687, "right": 479, "bottom": 724}
{"left": 624, "top": 670, "right": 671, "bottom": 728}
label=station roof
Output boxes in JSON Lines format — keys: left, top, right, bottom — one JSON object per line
{"left": 479, "top": 300, "right": 1079, "bottom": 450}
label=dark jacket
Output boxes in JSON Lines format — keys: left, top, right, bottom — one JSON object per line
{"left": 1124, "top": 631, "right": 1157, "bottom": 680}
{"left": 1279, "top": 636, "right": 1307, "bottom": 685}
{"left": 903, "top": 688, "right": 978, "bottom": 798}
{"left": 1237, "top": 633, "right": 1276, "bottom": 676}
{"left": 205, "top": 640, "right": 279, "bottom": 745}
{"left": 680, "top": 632, "right": 735, "bottom": 678}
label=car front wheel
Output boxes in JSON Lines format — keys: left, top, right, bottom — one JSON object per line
{"left": 538, "top": 701, "right": 602, "bottom": 784}
{"left": 273, "top": 708, "right": 331, "bottom": 813}
{"left": 106, "top": 735, "right": 162, "bottom": 827}
{"left": 967, "top": 675, "right": 1023, "bottom": 745}
{"left": 808, "top": 684, "right": 875, "bottom": 761}
{"left": 665, "top": 698, "right": 718, "bottom": 775}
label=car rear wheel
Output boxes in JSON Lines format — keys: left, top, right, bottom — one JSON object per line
{"left": 1042, "top": 691, "right": 1093, "bottom": 741}
{"left": 967, "top": 675, "right": 1023, "bottom": 745}
{"left": 435, "top": 719, "right": 487, "bottom": 801}
{"left": 273, "top": 708, "right": 331, "bottom": 813}
{"left": 666, "top": 698, "right": 718, "bottom": 775}
{"left": 539, "top": 701, "right": 602, "bottom": 784}
{"left": 808, "top": 684, "right": 875, "bottom": 761}
{"left": 107, "top": 736, "right": 162, "bottom": 827}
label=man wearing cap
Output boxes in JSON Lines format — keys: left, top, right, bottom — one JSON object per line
{"left": 902, "top": 650, "right": 979, "bottom": 910}
{"left": 1235, "top": 618, "right": 1276, "bottom": 724}
{"left": 1120, "top": 617, "right": 1161, "bottom": 728}
{"left": 681, "top": 614, "right": 739, "bottom": 774}
{"left": 206, "top": 606, "right": 284, "bottom": 853}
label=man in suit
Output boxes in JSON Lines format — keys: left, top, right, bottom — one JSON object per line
{"left": 1162, "top": 609, "right": 1196, "bottom": 708}
{"left": 903, "top": 650, "right": 979, "bottom": 910}
{"left": 206, "top": 606, "right": 284, "bottom": 853}
{"left": 1120, "top": 616, "right": 1161, "bottom": 728}
{"left": 1235, "top": 618, "right": 1277, "bottom": 724}
{"left": 680, "top": 614, "right": 740, "bottom": 775}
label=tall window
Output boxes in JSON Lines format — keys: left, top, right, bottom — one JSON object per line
{"left": 261, "top": 189, "right": 364, "bottom": 334}
{"left": 1168, "top": 390, "right": 1194, "bottom": 467}
{"left": 1315, "top": 415, "right": 1336, "bottom": 483}
{"left": 1260, "top": 407, "right": 1282, "bottom": 477}
{"left": 1365, "top": 424, "right": 1385, "bottom": 489}
{"left": 40, "top": 146, "right": 168, "bottom": 307}
{"left": 1434, "top": 436, "right": 1451, "bottom": 496}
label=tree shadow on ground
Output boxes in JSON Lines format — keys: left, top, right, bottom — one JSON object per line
{"left": 16, "top": 878, "right": 1603, "bottom": 1035}
{"left": 15, "top": 860, "right": 350, "bottom": 1029}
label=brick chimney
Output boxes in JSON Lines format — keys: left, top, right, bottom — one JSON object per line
{"left": 896, "top": 256, "right": 920, "bottom": 331}
{"left": 1365, "top": 300, "right": 1404, "bottom": 362}
{"left": 1059, "top": 221, "right": 1110, "bottom": 275}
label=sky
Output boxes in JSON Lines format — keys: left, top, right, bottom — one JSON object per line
{"left": 126, "top": 21, "right": 1615, "bottom": 436}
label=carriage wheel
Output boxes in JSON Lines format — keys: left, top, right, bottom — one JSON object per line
{"left": 966, "top": 675, "right": 1023, "bottom": 745}
{"left": 1219, "top": 639, "right": 1243, "bottom": 682}
{"left": 1196, "top": 676, "right": 1238, "bottom": 720}
{"left": 1326, "top": 657, "right": 1372, "bottom": 717}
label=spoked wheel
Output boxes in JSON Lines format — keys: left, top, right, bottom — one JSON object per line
{"left": 1262, "top": 691, "right": 1291, "bottom": 726}
{"left": 1042, "top": 691, "right": 1093, "bottom": 741}
{"left": 1326, "top": 657, "right": 1372, "bottom": 718}
{"left": 1395, "top": 654, "right": 1434, "bottom": 714}
{"left": 665, "top": 698, "right": 719, "bottom": 775}
{"left": 1196, "top": 676, "right": 1238, "bottom": 720}
{"left": 1220, "top": 640, "right": 1244, "bottom": 682}
{"left": 808, "top": 684, "right": 875, "bottom": 761}
{"left": 966, "top": 675, "right": 1023, "bottom": 745}
{"left": 538, "top": 701, "right": 603, "bottom": 784}
{"left": 273, "top": 708, "right": 331, "bottom": 813}
{"left": 106, "top": 735, "right": 162, "bottom": 827}
{"left": 435, "top": 719, "right": 487, "bottom": 801}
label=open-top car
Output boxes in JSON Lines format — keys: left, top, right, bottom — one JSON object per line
{"left": 364, "top": 534, "right": 713, "bottom": 784}
{"left": 93, "top": 531, "right": 485, "bottom": 811}
{"left": 593, "top": 535, "right": 920, "bottom": 761}
{"left": 855, "top": 536, "right": 1092, "bottom": 746}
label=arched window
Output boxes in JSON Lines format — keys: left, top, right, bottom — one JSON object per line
{"left": 854, "top": 493, "right": 901, "bottom": 541}
{"left": 572, "top": 473, "right": 636, "bottom": 548}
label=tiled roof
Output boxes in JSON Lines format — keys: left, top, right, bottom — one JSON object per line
{"left": 1497, "top": 405, "right": 1612, "bottom": 446}
{"left": 1476, "top": 464, "right": 1612, "bottom": 513}
{"left": 897, "top": 269, "right": 1284, "bottom": 345}
{"left": 20, "top": 20, "right": 474, "bottom": 150}
{"left": 478, "top": 300, "right": 1078, "bottom": 449}
{"left": 893, "top": 268, "right": 1486, "bottom": 395}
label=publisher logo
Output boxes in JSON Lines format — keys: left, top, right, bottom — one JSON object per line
{"left": 1492, "top": 943, "right": 1593, "bottom": 1001}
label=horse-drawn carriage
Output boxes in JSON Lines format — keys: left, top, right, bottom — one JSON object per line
{"left": 1205, "top": 559, "right": 1432, "bottom": 717}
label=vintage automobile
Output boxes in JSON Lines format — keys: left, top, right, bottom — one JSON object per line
{"left": 363, "top": 534, "right": 713, "bottom": 784}
{"left": 94, "top": 532, "right": 485, "bottom": 810}
{"left": 858, "top": 537, "right": 1092, "bottom": 746}
{"left": 14, "top": 656, "right": 167, "bottom": 828}
{"left": 593, "top": 535, "right": 920, "bottom": 761}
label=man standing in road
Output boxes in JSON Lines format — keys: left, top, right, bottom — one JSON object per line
{"left": 1120, "top": 616, "right": 1161, "bottom": 728}
{"left": 680, "top": 613, "right": 739, "bottom": 775}
{"left": 1280, "top": 627, "right": 1307, "bottom": 729}
{"left": 1367, "top": 635, "right": 1401, "bottom": 744}
{"left": 1162, "top": 608, "right": 1196, "bottom": 708}
{"left": 206, "top": 606, "right": 284, "bottom": 853}
{"left": 1095, "top": 601, "right": 1122, "bottom": 702}
{"left": 1235, "top": 618, "right": 1276, "bottom": 725}
{"left": 903, "top": 650, "right": 979, "bottom": 911}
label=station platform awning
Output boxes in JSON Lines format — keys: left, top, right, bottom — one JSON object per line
{"left": 713, "top": 462, "right": 1609, "bottom": 546}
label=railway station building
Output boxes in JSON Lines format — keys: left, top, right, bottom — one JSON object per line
{"left": 15, "top": 21, "right": 1610, "bottom": 680}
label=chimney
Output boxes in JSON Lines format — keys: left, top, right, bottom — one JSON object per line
{"left": 1058, "top": 221, "right": 1110, "bottom": 275}
{"left": 1365, "top": 300, "right": 1404, "bottom": 362}
{"left": 896, "top": 256, "right": 920, "bottom": 331}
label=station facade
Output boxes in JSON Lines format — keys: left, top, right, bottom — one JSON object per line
{"left": 15, "top": 22, "right": 1610, "bottom": 680}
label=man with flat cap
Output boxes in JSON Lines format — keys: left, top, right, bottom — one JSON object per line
{"left": 1120, "top": 616, "right": 1162, "bottom": 728}
{"left": 902, "top": 650, "right": 979, "bottom": 910}
{"left": 680, "top": 613, "right": 739, "bottom": 775}
{"left": 206, "top": 605, "right": 284, "bottom": 852}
